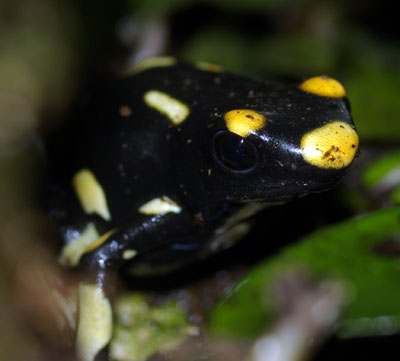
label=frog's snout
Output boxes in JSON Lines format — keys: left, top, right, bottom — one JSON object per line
{"left": 300, "top": 121, "right": 359, "bottom": 169}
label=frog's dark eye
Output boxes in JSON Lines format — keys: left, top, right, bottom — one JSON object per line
{"left": 212, "top": 131, "right": 258, "bottom": 172}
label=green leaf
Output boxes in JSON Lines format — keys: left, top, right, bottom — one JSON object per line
{"left": 209, "top": 207, "right": 400, "bottom": 339}
{"left": 390, "top": 186, "right": 400, "bottom": 205}
{"left": 347, "top": 67, "right": 400, "bottom": 141}
{"left": 182, "top": 27, "right": 252, "bottom": 74}
{"left": 252, "top": 33, "right": 337, "bottom": 77}
{"left": 362, "top": 150, "right": 400, "bottom": 189}
{"left": 110, "top": 293, "right": 197, "bottom": 361}
{"left": 342, "top": 30, "right": 400, "bottom": 142}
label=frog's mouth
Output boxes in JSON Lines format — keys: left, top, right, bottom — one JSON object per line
{"left": 230, "top": 193, "right": 295, "bottom": 204}
{"left": 232, "top": 176, "right": 343, "bottom": 203}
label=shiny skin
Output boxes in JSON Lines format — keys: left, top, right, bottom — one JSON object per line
{"left": 44, "top": 61, "right": 356, "bottom": 284}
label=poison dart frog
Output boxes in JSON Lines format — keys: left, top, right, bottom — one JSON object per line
{"left": 44, "top": 57, "right": 358, "bottom": 361}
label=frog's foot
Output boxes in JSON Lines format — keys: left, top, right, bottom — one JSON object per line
{"left": 76, "top": 283, "right": 113, "bottom": 361}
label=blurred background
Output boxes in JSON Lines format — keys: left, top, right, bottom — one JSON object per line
{"left": 1, "top": 0, "right": 400, "bottom": 360}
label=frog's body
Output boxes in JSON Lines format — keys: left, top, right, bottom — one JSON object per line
{"left": 44, "top": 59, "right": 358, "bottom": 361}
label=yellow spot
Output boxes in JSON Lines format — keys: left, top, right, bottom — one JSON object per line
{"left": 224, "top": 109, "right": 266, "bottom": 137}
{"left": 144, "top": 90, "right": 189, "bottom": 125}
{"left": 123, "top": 56, "right": 176, "bottom": 76}
{"left": 122, "top": 249, "right": 138, "bottom": 260}
{"left": 138, "top": 196, "right": 181, "bottom": 215}
{"left": 301, "top": 121, "right": 359, "bottom": 169}
{"left": 58, "top": 223, "right": 100, "bottom": 267}
{"left": 73, "top": 169, "right": 111, "bottom": 221}
{"left": 84, "top": 229, "right": 115, "bottom": 253}
{"left": 299, "top": 76, "right": 346, "bottom": 97}
{"left": 195, "top": 61, "right": 224, "bottom": 72}
{"left": 77, "top": 283, "right": 113, "bottom": 361}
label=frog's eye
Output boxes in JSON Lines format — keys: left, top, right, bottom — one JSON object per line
{"left": 212, "top": 131, "right": 258, "bottom": 172}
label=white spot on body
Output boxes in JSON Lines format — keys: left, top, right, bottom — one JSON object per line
{"left": 138, "top": 196, "right": 181, "bottom": 215}
{"left": 143, "top": 90, "right": 189, "bottom": 125}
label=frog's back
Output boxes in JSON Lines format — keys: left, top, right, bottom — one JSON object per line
{"left": 45, "top": 70, "right": 178, "bottom": 232}
{"left": 45, "top": 61, "right": 358, "bottom": 252}
{"left": 45, "top": 63, "right": 274, "bottom": 223}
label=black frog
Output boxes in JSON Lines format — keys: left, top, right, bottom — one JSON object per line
{"left": 44, "top": 58, "right": 358, "bottom": 361}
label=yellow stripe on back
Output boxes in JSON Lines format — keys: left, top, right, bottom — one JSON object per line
{"left": 77, "top": 283, "right": 113, "bottom": 361}
{"left": 144, "top": 90, "right": 189, "bottom": 125}
{"left": 58, "top": 223, "right": 100, "bottom": 267}
{"left": 84, "top": 229, "right": 116, "bottom": 253}
{"left": 138, "top": 196, "right": 181, "bottom": 215}
{"left": 73, "top": 169, "right": 111, "bottom": 221}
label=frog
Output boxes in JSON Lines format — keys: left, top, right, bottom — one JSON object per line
{"left": 44, "top": 57, "right": 359, "bottom": 361}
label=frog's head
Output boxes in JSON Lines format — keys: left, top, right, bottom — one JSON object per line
{"left": 206, "top": 75, "right": 359, "bottom": 203}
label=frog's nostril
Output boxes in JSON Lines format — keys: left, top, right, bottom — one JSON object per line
{"left": 300, "top": 121, "right": 359, "bottom": 169}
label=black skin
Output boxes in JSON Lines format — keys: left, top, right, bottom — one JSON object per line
{"left": 45, "top": 61, "right": 355, "bottom": 294}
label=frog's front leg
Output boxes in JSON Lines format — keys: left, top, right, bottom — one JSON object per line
{"left": 76, "top": 209, "right": 196, "bottom": 361}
